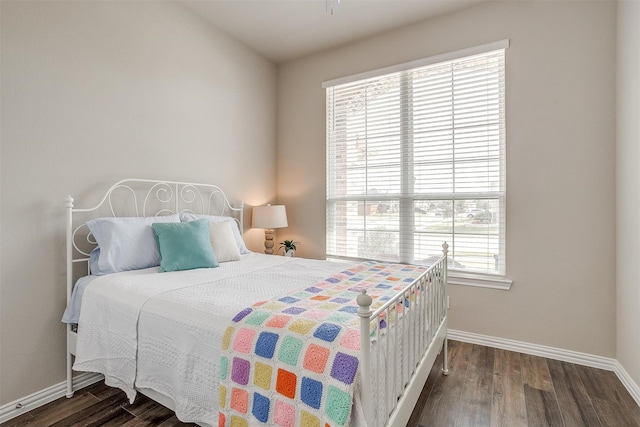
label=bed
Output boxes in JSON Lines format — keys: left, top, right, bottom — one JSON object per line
{"left": 63, "top": 179, "right": 449, "bottom": 427}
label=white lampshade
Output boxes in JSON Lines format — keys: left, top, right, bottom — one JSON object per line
{"left": 252, "top": 205, "right": 288, "bottom": 229}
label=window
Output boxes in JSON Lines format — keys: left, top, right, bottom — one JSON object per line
{"left": 325, "top": 41, "right": 507, "bottom": 276}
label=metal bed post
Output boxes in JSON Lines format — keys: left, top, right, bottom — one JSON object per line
{"left": 65, "top": 196, "right": 74, "bottom": 398}
{"left": 357, "top": 290, "right": 373, "bottom": 427}
{"left": 239, "top": 201, "right": 245, "bottom": 236}
{"left": 441, "top": 242, "right": 449, "bottom": 376}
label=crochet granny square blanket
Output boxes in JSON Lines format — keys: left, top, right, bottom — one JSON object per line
{"left": 218, "top": 261, "right": 427, "bottom": 427}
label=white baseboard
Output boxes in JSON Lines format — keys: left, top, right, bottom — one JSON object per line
{"left": 614, "top": 360, "right": 640, "bottom": 407}
{"left": 448, "top": 329, "right": 640, "bottom": 407}
{"left": 0, "top": 372, "right": 103, "bottom": 424}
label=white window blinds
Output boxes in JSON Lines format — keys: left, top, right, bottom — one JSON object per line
{"left": 325, "top": 42, "right": 507, "bottom": 275}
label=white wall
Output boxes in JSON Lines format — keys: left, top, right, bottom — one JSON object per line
{"left": 0, "top": 1, "right": 276, "bottom": 404}
{"left": 278, "top": 1, "right": 617, "bottom": 356}
{"left": 616, "top": 0, "right": 640, "bottom": 388}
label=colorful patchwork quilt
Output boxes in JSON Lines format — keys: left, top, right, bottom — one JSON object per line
{"left": 218, "top": 261, "right": 428, "bottom": 427}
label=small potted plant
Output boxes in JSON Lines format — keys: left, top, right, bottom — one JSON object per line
{"left": 279, "top": 240, "right": 298, "bottom": 257}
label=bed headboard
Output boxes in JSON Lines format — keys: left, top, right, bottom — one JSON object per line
{"left": 66, "top": 179, "right": 244, "bottom": 299}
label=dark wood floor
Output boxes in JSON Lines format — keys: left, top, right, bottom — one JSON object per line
{"left": 408, "top": 340, "right": 640, "bottom": 427}
{"left": 3, "top": 340, "right": 639, "bottom": 426}
{"left": 1, "top": 383, "right": 196, "bottom": 427}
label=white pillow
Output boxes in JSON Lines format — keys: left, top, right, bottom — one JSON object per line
{"left": 179, "top": 213, "right": 249, "bottom": 254}
{"left": 87, "top": 214, "right": 180, "bottom": 275}
{"left": 209, "top": 221, "right": 241, "bottom": 262}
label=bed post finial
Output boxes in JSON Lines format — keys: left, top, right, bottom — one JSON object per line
{"left": 66, "top": 195, "right": 74, "bottom": 208}
{"left": 442, "top": 241, "right": 449, "bottom": 257}
{"left": 357, "top": 289, "right": 372, "bottom": 315}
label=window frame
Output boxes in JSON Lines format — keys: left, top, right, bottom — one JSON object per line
{"left": 324, "top": 40, "right": 510, "bottom": 287}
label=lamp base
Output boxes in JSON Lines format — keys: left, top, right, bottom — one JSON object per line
{"left": 264, "top": 228, "right": 275, "bottom": 255}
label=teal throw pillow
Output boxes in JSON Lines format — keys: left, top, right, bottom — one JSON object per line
{"left": 152, "top": 219, "right": 218, "bottom": 272}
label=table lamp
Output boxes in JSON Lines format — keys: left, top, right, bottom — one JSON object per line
{"left": 252, "top": 204, "right": 288, "bottom": 254}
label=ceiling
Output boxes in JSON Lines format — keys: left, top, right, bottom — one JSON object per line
{"left": 181, "top": 0, "right": 485, "bottom": 64}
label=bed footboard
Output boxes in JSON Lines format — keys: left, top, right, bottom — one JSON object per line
{"left": 357, "top": 243, "right": 449, "bottom": 427}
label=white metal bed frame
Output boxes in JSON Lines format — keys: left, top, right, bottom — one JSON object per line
{"left": 65, "top": 179, "right": 449, "bottom": 427}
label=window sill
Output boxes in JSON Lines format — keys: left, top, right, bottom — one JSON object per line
{"left": 448, "top": 271, "right": 512, "bottom": 290}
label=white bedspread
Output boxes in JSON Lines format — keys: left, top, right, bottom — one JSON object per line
{"left": 73, "top": 254, "right": 357, "bottom": 426}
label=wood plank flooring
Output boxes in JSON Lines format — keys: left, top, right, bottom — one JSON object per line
{"left": 1, "top": 383, "right": 195, "bottom": 427}
{"left": 408, "top": 341, "right": 640, "bottom": 427}
{"left": 3, "top": 340, "right": 639, "bottom": 426}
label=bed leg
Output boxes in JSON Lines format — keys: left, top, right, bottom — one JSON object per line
{"left": 441, "top": 337, "right": 450, "bottom": 376}
{"left": 66, "top": 349, "right": 74, "bottom": 398}
{"left": 66, "top": 357, "right": 74, "bottom": 397}
{"left": 66, "top": 325, "right": 74, "bottom": 398}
